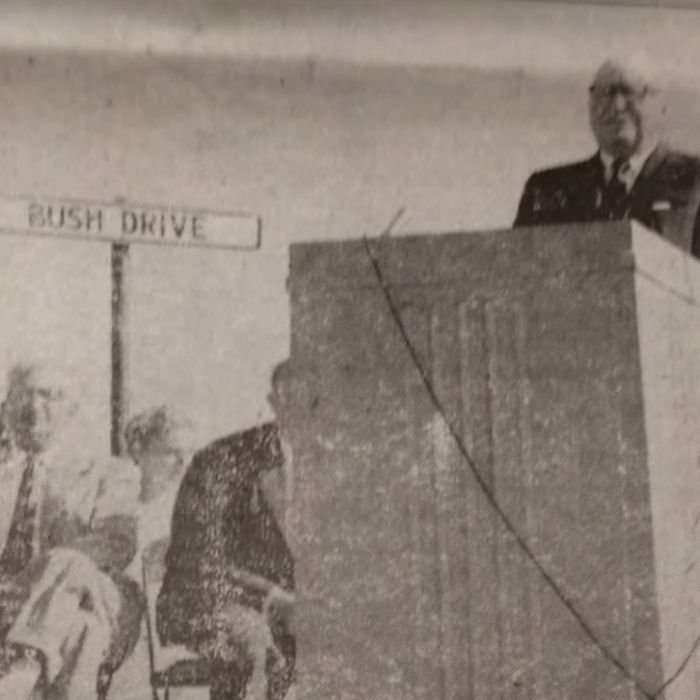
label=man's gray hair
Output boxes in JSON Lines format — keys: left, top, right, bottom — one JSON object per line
{"left": 590, "top": 56, "right": 659, "bottom": 94}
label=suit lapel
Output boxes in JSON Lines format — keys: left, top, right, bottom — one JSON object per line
{"left": 633, "top": 143, "right": 668, "bottom": 191}
{"left": 629, "top": 143, "right": 668, "bottom": 230}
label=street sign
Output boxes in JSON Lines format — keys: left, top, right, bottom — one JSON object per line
{"left": 0, "top": 194, "right": 262, "bottom": 455}
{"left": 0, "top": 196, "right": 261, "bottom": 250}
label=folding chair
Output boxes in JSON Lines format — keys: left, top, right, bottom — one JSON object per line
{"left": 142, "top": 538, "right": 211, "bottom": 700}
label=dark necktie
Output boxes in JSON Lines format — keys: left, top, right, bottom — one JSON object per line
{"left": 0, "top": 456, "right": 37, "bottom": 577}
{"left": 600, "top": 158, "right": 630, "bottom": 219}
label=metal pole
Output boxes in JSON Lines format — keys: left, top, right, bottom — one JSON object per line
{"left": 110, "top": 243, "right": 129, "bottom": 456}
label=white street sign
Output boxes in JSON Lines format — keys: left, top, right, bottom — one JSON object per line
{"left": 0, "top": 196, "right": 261, "bottom": 250}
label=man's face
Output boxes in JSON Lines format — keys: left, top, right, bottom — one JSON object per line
{"left": 588, "top": 63, "right": 650, "bottom": 159}
{"left": 6, "top": 371, "right": 61, "bottom": 454}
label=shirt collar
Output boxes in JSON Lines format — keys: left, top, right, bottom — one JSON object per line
{"left": 599, "top": 141, "right": 658, "bottom": 187}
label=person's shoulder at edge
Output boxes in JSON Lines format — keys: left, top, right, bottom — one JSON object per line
{"left": 653, "top": 145, "right": 700, "bottom": 182}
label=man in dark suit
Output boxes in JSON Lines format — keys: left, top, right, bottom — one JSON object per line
{"left": 514, "top": 59, "right": 700, "bottom": 257}
{"left": 156, "top": 421, "right": 294, "bottom": 700}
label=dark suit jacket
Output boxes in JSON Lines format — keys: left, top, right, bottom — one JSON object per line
{"left": 156, "top": 422, "right": 294, "bottom": 647}
{"left": 514, "top": 144, "right": 700, "bottom": 257}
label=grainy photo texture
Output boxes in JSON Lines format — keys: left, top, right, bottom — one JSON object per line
{"left": 1, "top": 1, "right": 700, "bottom": 699}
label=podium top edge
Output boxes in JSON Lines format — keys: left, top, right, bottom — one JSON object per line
{"left": 289, "top": 221, "right": 633, "bottom": 291}
{"left": 287, "top": 221, "right": 700, "bottom": 300}
{"left": 290, "top": 220, "right": 634, "bottom": 253}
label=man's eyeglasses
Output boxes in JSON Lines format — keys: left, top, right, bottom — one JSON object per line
{"left": 589, "top": 84, "right": 648, "bottom": 101}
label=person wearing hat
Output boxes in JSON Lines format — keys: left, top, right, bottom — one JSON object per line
{"left": 514, "top": 58, "right": 700, "bottom": 257}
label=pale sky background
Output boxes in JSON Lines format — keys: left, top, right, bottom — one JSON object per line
{"left": 1, "top": 0, "right": 700, "bottom": 453}
{"left": 0, "top": 0, "right": 700, "bottom": 81}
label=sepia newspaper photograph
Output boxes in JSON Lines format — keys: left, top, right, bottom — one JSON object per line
{"left": 1, "top": 1, "right": 700, "bottom": 698}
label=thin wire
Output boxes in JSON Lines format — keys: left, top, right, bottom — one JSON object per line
{"left": 361, "top": 234, "right": 657, "bottom": 699}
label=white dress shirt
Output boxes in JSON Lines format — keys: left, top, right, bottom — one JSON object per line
{"left": 600, "top": 142, "right": 658, "bottom": 192}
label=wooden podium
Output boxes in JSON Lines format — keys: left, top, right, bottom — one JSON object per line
{"left": 281, "top": 222, "right": 700, "bottom": 699}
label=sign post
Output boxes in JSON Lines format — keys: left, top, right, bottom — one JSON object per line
{"left": 111, "top": 243, "right": 129, "bottom": 455}
{"left": 0, "top": 196, "right": 262, "bottom": 455}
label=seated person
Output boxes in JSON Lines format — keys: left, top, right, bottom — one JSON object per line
{"left": 156, "top": 418, "right": 295, "bottom": 700}
{"left": 106, "top": 405, "right": 199, "bottom": 697}
{"left": 0, "top": 364, "right": 143, "bottom": 700}
{"left": 123, "top": 404, "right": 197, "bottom": 577}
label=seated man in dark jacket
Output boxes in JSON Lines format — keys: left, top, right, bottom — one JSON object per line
{"left": 156, "top": 421, "right": 294, "bottom": 700}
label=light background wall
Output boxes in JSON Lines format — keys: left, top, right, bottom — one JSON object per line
{"left": 2, "top": 5, "right": 700, "bottom": 447}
